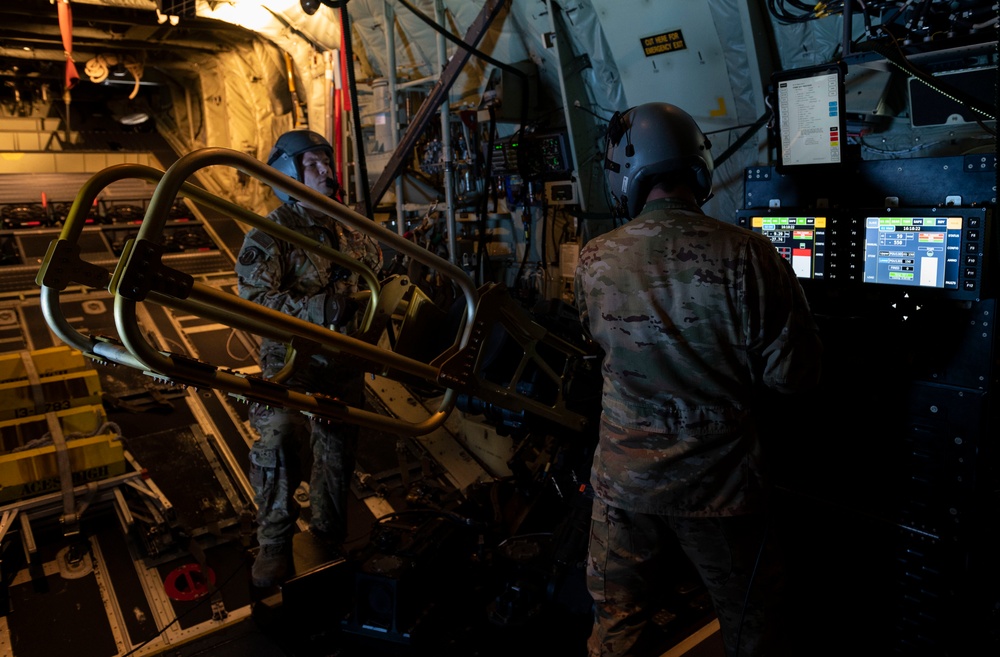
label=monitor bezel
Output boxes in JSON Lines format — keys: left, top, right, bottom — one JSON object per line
{"left": 771, "top": 61, "right": 848, "bottom": 176}
{"left": 857, "top": 205, "right": 988, "bottom": 299}
{"left": 735, "top": 208, "right": 831, "bottom": 281}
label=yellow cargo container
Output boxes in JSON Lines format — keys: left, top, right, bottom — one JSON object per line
{"left": 0, "top": 346, "right": 103, "bottom": 422}
{"left": 0, "top": 404, "right": 126, "bottom": 504}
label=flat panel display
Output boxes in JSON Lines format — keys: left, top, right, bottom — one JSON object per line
{"left": 771, "top": 62, "right": 847, "bottom": 174}
{"left": 860, "top": 206, "right": 989, "bottom": 299}
{"left": 736, "top": 210, "right": 828, "bottom": 280}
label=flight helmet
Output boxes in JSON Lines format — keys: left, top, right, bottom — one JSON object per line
{"left": 603, "top": 102, "right": 714, "bottom": 218}
{"left": 267, "top": 129, "right": 335, "bottom": 203}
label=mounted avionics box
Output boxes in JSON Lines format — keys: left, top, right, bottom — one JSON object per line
{"left": 908, "top": 65, "right": 997, "bottom": 128}
{"left": 857, "top": 206, "right": 991, "bottom": 300}
{"left": 770, "top": 62, "right": 848, "bottom": 176}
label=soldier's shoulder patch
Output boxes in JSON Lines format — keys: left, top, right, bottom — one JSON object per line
{"left": 248, "top": 230, "right": 276, "bottom": 250}
{"left": 239, "top": 246, "right": 264, "bottom": 266}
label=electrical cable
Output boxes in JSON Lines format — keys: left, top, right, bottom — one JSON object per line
{"left": 396, "top": 0, "right": 521, "bottom": 82}
{"left": 768, "top": 0, "right": 829, "bottom": 23}
{"left": 572, "top": 99, "right": 612, "bottom": 123}
{"left": 704, "top": 122, "right": 769, "bottom": 136}
{"left": 83, "top": 53, "right": 144, "bottom": 99}
{"left": 395, "top": 0, "right": 530, "bottom": 170}
{"left": 859, "top": 134, "right": 997, "bottom": 155}
{"left": 713, "top": 108, "right": 773, "bottom": 169}
{"left": 398, "top": 0, "right": 529, "bottom": 124}
{"left": 855, "top": 26, "right": 997, "bottom": 127}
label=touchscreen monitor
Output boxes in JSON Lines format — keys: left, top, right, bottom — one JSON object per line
{"left": 736, "top": 210, "right": 828, "bottom": 280}
{"left": 771, "top": 62, "right": 847, "bottom": 174}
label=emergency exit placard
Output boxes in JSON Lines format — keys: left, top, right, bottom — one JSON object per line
{"left": 641, "top": 30, "right": 686, "bottom": 56}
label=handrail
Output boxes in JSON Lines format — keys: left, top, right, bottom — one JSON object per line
{"left": 36, "top": 163, "right": 379, "bottom": 299}
{"left": 34, "top": 162, "right": 384, "bottom": 371}
{"left": 36, "top": 150, "right": 592, "bottom": 437}
{"left": 107, "top": 149, "right": 482, "bottom": 436}
{"left": 34, "top": 156, "right": 476, "bottom": 435}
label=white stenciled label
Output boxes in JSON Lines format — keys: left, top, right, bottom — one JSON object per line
{"left": 621, "top": 175, "right": 628, "bottom": 195}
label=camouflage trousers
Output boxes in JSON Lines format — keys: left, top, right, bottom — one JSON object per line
{"left": 248, "top": 401, "right": 359, "bottom": 546}
{"left": 586, "top": 499, "right": 789, "bottom": 657}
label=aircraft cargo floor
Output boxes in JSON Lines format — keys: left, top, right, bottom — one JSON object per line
{"left": 0, "top": 283, "right": 724, "bottom": 657}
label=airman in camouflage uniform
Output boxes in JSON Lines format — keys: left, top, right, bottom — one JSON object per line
{"left": 574, "top": 104, "right": 822, "bottom": 656}
{"left": 236, "top": 130, "right": 381, "bottom": 588}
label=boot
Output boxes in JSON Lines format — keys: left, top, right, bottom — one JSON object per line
{"left": 251, "top": 542, "right": 292, "bottom": 588}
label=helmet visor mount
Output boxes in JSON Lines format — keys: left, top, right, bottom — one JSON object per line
{"left": 604, "top": 109, "right": 637, "bottom": 172}
{"left": 604, "top": 109, "right": 635, "bottom": 219}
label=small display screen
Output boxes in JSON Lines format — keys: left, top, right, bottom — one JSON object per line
{"left": 772, "top": 62, "right": 847, "bottom": 173}
{"left": 862, "top": 213, "right": 964, "bottom": 289}
{"left": 737, "top": 211, "right": 827, "bottom": 280}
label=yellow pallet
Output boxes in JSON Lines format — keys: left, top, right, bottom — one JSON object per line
{"left": 0, "top": 347, "right": 103, "bottom": 423}
{"left": 0, "top": 404, "right": 126, "bottom": 504}
{"left": 0, "top": 346, "right": 91, "bottom": 383}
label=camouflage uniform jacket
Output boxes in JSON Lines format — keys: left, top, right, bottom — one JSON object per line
{"left": 574, "top": 198, "right": 822, "bottom": 517}
{"left": 235, "top": 202, "right": 381, "bottom": 380}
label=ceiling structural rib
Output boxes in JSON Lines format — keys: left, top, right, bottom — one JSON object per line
{"left": 0, "top": 23, "right": 234, "bottom": 52}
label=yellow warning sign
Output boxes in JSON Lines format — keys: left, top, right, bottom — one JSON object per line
{"left": 641, "top": 30, "right": 686, "bottom": 57}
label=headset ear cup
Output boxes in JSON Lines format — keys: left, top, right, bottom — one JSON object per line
{"left": 694, "top": 166, "right": 713, "bottom": 205}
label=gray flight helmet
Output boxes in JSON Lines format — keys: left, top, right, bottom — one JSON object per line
{"left": 267, "top": 129, "right": 335, "bottom": 203}
{"left": 603, "top": 102, "right": 714, "bottom": 218}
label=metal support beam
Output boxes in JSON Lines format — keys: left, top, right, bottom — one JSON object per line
{"left": 360, "top": 0, "right": 507, "bottom": 214}
{"left": 436, "top": 0, "right": 459, "bottom": 265}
